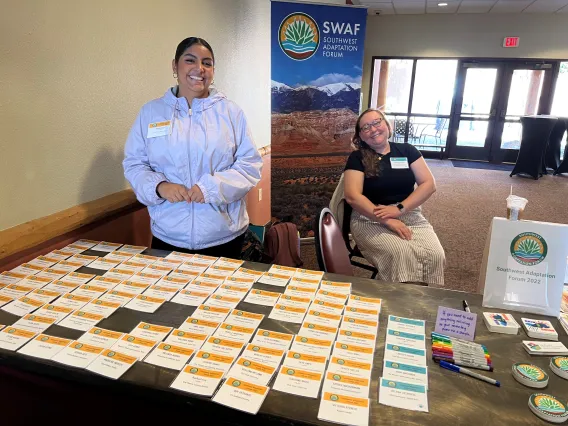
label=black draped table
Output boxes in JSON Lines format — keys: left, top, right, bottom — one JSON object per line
{"left": 1, "top": 247, "right": 567, "bottom": 425}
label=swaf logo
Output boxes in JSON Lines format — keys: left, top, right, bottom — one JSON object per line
{"left": 279, "top": 12, "right": 320, "bottom": 61}
{"left": 510, "top": 232, "right": 547, "bottom": 266}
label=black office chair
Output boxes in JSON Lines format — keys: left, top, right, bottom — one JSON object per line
{"left": 511, "top": 116, "right": 558, "bottom": 180}
{"left": 341, "top": 203, "right": 378, "bottom": 279}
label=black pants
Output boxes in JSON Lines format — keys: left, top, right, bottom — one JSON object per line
{"left": 151, "top": 233, "right": 246, "bottom": 259}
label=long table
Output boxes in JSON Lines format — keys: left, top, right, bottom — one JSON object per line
{"left": 1, "top": 248, "right": 567, "bottom": 425}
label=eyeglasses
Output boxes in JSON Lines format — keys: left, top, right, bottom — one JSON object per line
{"left": 360, "top": 118, "right": 384, "bottom": 133}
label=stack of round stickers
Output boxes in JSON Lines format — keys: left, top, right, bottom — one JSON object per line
{"left": 512, "top": 363, "right": 549, "bottom": 388}
{"left": 550, "top": 356, "right": 568, "bottom": 380}
{"left": 528, "top": 393, "right": 568, "bottom": 424}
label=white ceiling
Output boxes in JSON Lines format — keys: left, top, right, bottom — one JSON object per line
{"left": 353, "top": 0, "right": 568, "bottom": 15}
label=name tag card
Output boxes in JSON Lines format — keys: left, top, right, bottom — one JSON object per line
{"left": 78, "top": 327, "right": 124, "bottom": 349}
{"left": 90, "top": 276, "right": 122, "bottom": 290}
{"left": 200, "top": 337, "right": 245, "bottom": 358}
{"left": 157, "top": 275, "right": 191, "bottom": 290}
{"left": 206, "top": 265, "right": 237, "bottom": 277}
{"left": 165, "top": 329, "right": 208, "bottom": 351}
{"left": 196, "top": 273, "right": 226, "bottom": 286}
{"left": 54, "top": 260, "right": 84, "bottom": 273}
{"left": 251, "top": 329, "right": 294, "bottom": 351}
{"left": 125, "top": 295, "right": 166, "bottom": 313}
{"left": 68, "top": 254, "right": 98, "bottom": 267}
{"left": 168, "top": 269, "right": 199, "bottom": 282}
{"left": 290, "top": 336, "right": 333, "bottom": 358}
{"left": 13, "top": 314, "right": 56, "bottom": 334}
{"left": 318, "top": 392, "right": 370, "bottom": 426}
{"left": 388, "top": 316, "right": 425, "bottom": 334}
{"left": 384, "top": 344, "right": 427, "bottom": 366}
{"left": 184, "top": 280, "right": 219, "bottom": 295}
{"left": 103, "top": 251, "right": 133, "bottom": 263}
{"left": 58, "top": 310, "right": 104, "bottom": 331}
{"left": 243, "top": 344, "right": 285, "bottom": 368}
{"left": 112, "top": 281, "right": 148, "bottom": 295}
{"left": 390, "top": 157, "right": 410, "bottom": 169}
{"left": 19, "top": 276, "right": 52, "bottom": 290}
{"left": 284, "top": 350, "right": 327, "bottom": 373}
{"left": 98, "top": 289, "right": 136, "bottom": 306}
{"left": 205, "top": 294, "right": 242, "bottom": 309}
{"left": 36, "top": 268, "right": 68, "bottom": 281}
{"left": 72, "top": 239, "right": 99, "bottom": 249}
{"left": 52, "top": 340, "right": 104, "bottom": 368}
{"left": 130, "top": 322, "right": 173, "bottom": 341}
{"left": 320, "top": 280, "right": 352, "bottom": 294}
{"left": 0, "top": 327, "right": 37, "bottom": 350}
{"left": 111, "top": 334, "right": 158, "bottom": 360}
{"left": 316, "top": 290, "right": 348, "bottom": 305}
{"left": 258, "top": 272, "right": 290, "bottom": 287}
{"left": 0, "top": 295, "right": 13, "bottom": 308}
{"left": 332, "top": 342, "right": 375, "bottom": 364}
{"left": 341, "top": 317, "right": 379, "bottom": 335}
{"left": 290, "top": 277, "right": 321, "bottom": 288}
{"left": 336, "top": 330, "right": 377, "bottom": 349}
{"left": 227, "top": 310, "right": 264, "bottom": 329}
{"left": 171, "top": 289, "right": 209, "bottom": 307}
{"left": 87, "top": 258, "right": 120, "bottom": 271}
{"left": 144, "top": 343, "right": 195, "bottom": 371}
{"left": 214, "top": 285, "right": 250, "bottom": 299}
{"left": 190, "top": 350, "right": 236, "bottom": 374}
{"left": 2, "top": 296, "right": 44, "bottom": 317}
{"left": 214, "top": 257, "right": 244, "bottom": 269}
{"left": 382, "top": 360, "right": 428, "bottom": 388}
{"left": 118, "top": 245, "right": 147, "bottom": 255}
{"left": 28, "top": 256, "right": 59, "bottom": 269}
{"left": 10, "top": 263, "right": 44, "bottom": 276}
{"left": 71, "top": 284, "right": 108, "bottom": 299}
{"left": 191, "top": 304, "right": 231, "bottom": 322}
{"left": 277, "top": 294, "right": 312, "bottom": 308}
{"left": 165, "top": 251, "right": 194, "bottom": 262}
{"left": 86, "top": 349, "right": 137, "bottom": 379}
{"left": 299, "top": 322, "right": 338, "bottom": 341}
{"left": 310, "top": 299, "right": 345, "bottom": 315}
{"left": 284, "top": 286, "right": 318, "bottom": 300}
{"left": 322, "top": 371, "right": 370, "bottom": 398}
{"left": 102, "top": 268, "right": 133, "bottom": 282}
{"left": 129, "top": 272, "right": 162, "bottom": 286}
{"left": 268, "top": 265, "right": 297, "bottom": 277}
{"left": 61, "top": 244, "right": 86, "bottom": 254}
{"left": 231, "top": 268, "right": 263, "bottom": 282}
{"left": 143, "top": 285, "right": 178, "bottom": 301}
{"left": 47, "top": 250, "right": 75, "bottom": 261}
{"left": 268, "top": 304, "right": 308, "bottom": 324}
{"left": 378, "top": 378, "right": 428, "bottom": 413}
{"left": 17, "top": 334, "right": 72, "bottom": 360}
{"left": 0, "top": 284, "right": 34, "bottom": 299}
{"left": 35, "top": 290, "right": 67, "bottom": 305}
{"left": 141, "top": 264, "right": 172, "bottom": 277}
{"left": 117, "top": 261, "right": 146, "bottom": 273}
{"left": 63, "top": 272, "right": 96, "bottom": 285}
{"left": 179, "top": 261, "right": 210, "bottom": 274}
{"left": 212, "top": 377, "right": 269, "bottom": 414}
{"left": 36, "top": 304, "right": 74, "bottom": 323}
{"left": 272, "top": 365, "right": 322, "bottom": 398}
{"left": 91, "top": 241, "right": 123, "bottom": 253}
{"left": 179, "top": 318, "right": 220, "bottom": 335}
{"left": 0, "top": 271, "right": 28, "bottom": 286}
{"left": 327, "top": 356, "right": 372, "bottom": 379}
{"left": 213, "top": 323, "right": 256, "bottom": 344}
{"left": 385, "top": 329, "right": 426, "bottom": 350}
{"left": 170, "top": 365, "right": 224, "bottom": 397}
{"left": 52, "top": 293, "right": 93, "bottom": 310}
{"left": 42, "top": 280, "right": 79, "bottom": 294}
{"left": 344, "top": 306, "right": 380, "bottom": 321}
{"left": 293, "top": 269, "right": 325, "bottom": 281}
{"left": 81, "top": 299, "right": 121, "bottom": 318}
{"left": 243, "top": 289, "right": 281, "bottom": 307}
{"left": 131, "top": 254, "right": 160, "bottom": 266}
{"left": 191, "top": 254, "right": 219, "bottom": 265}
{"left": 304, "top": 310, "right": 342, "bottom": 328}
{"left": 227, "top": 356, "right": 276, "bottom": 386}
{"left": 347, "top": 295, "right": 382, "bottom": 312}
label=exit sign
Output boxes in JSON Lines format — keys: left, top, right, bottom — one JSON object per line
{"left": 503, "top": 37, "right": 520, "bottom": 48}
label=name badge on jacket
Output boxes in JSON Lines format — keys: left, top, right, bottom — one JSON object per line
{"left": 390, "top": 157, "right": 409, "bottom": 169}
{"left": 147, "top": 121, "right": 172, "bottom": 138}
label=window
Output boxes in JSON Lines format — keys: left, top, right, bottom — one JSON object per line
{"left": 370, "top": 59, "right": 413, "bottom": 112}
{"left": 551, "top": 62, "right": 568, "bottom": 116}
{"left": 411, "top": 60, "right": 458, "bottom": 115}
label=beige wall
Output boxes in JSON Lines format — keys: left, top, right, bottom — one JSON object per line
{"left": 0, "top": 0, "right": 270, "bottom": 231}
{"left": 362, "top": 13, "right": 568, "bottom": 107}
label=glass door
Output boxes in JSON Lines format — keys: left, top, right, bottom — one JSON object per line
{"left": 447, "top": 62, "right": 503, "bottom": 161}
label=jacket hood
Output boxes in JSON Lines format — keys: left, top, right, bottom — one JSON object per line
{"left": 163, "top": 86, "right": 226, "bottom": 115}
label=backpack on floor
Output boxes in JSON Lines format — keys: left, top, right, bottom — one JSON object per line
{"left": 241, "top": 229, "right": 271, "bottom": 263}
{"left": 264, "top": 221, "right": 303, "bottom": 267}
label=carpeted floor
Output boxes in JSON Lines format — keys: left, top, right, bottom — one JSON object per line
{"left": 300, "top": 159, "right": 568, "bottom": 294}
{"left": 451, "top": 159, "right": 514, "bottom": 172}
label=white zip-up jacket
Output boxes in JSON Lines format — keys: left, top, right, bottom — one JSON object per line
{"left": 123, "top": 87, "right": 262, "bottom": 250}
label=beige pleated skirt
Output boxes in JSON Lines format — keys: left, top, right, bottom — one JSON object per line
{"left": 351, "top": 208, "right": 445, "bottom": 286}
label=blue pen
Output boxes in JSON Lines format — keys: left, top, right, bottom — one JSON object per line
{"left": 439, "top": 360, "right": 500, "bottom": 387}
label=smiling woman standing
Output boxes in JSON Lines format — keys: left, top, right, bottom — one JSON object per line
{"left": 343, "top": 108, "right": 445, "bottom": 286}
{"left": 123, "top": 37, "right": 262, "bottom": 258}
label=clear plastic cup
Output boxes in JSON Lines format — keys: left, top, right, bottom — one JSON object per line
{"left": 506, "top": 195, "right": 528, "bottom": 221}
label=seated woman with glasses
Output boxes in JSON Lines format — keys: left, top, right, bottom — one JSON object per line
{"left": 343, "top": 108, "right": 445, "bottom": 286}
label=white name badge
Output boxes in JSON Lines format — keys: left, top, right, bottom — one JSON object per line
{"left": 390, "top": 157, "right": 409, "bottom": 169}
{"left": 147, "top": 120, "right": 172, "bottom": 138}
